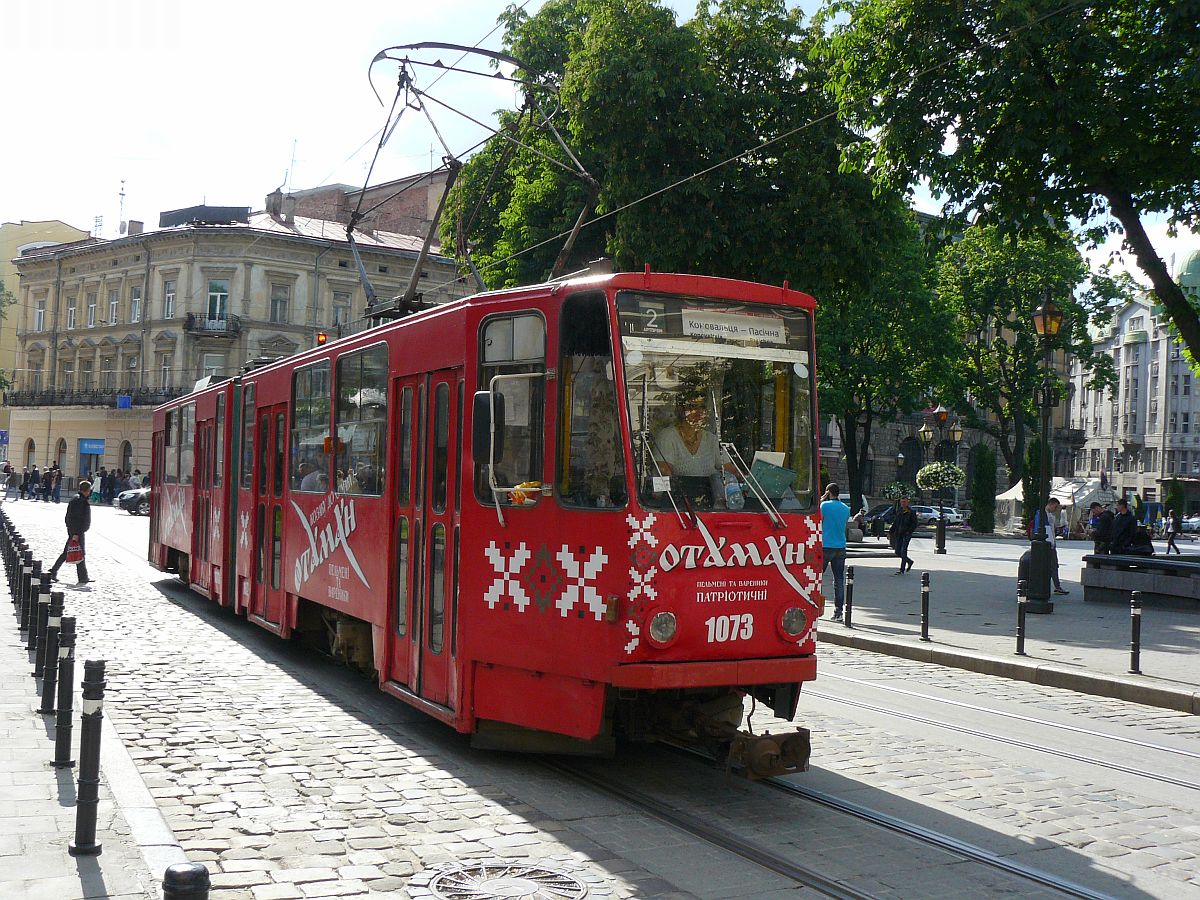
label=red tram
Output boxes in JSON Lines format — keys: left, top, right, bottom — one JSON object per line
{"left": 150, "top": 269, "right": 822, "bottom": 775}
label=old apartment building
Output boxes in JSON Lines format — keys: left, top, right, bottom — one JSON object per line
{"left": 6, "top": 179, "right": 465, "bottom": 480}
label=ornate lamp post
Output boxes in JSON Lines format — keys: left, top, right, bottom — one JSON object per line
{"left": 1027, "top": 296, "right": 1064, "bottom": 611}
{"left": 918, "top": 408, "right": 963, "bottom": 555}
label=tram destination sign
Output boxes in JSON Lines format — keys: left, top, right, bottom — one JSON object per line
{"left": 681, "top": 309, "right": 786, "bottom": 344}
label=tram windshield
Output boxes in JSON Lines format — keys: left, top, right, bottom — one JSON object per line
{"left": 617, "top": 291, "right": 815, "bottom": 513}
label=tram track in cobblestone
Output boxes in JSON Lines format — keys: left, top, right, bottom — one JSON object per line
{"left": 801, "top": 687, "right": 1200, "bottom": 794}
{"left": 542, "top": 758, "right": 879, "bottom": 899}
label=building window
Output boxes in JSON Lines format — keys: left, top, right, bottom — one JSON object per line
{"left": 125, "top": 356, "right": 138, "bottom": 389}
{"left": 34, "top": 298, "right": 45, "bottom": 331}
{"left": 87, "top": 293, "right": 98, "bottom": 327}
{"left": 80, "top": 360, "right": 94, "bottom": 390}
{"left": 270, "top": 283, "right": 290, "bottom": 323}
{"left": 163, "top": 280, "right": 176, "bottom": 319}
{"left": 30, "top": 367, "right": 42, "bottom": 392}
{"left": 60, "top": 363, "right": 74, "bottom": 391}
{"left": 202, "top": 353, "right": 224, "bottom": 379}
{"left": 107, "top": 289, "right": 119, "bottom": 324}
{"left": 130, "top": 287, "right": 142, "bottom": 323}
{"left": 65, "top": 296, "right": 77, "bottom": 329}
{"left": 207, "top": 279, "right": 229, "bottom": 321}
{"left": 159, "top": 354, "right": 172, "bottom": 389}
{"left": 1186, "top": 374, "right": 1192, "bottom": 395}
{"left": 1184, "top": 413, "right": 1190, "bottom": 435}
{"left": 332, "top": 291, "right": 350, "bottom": 327}
{"left": 1171, "top": 413, "right": 1178, "bottom": 432}
{"left": 101, "top": 357, "right": 115, "bottom": 391}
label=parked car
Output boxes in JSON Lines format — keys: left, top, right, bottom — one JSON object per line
{"left": 118, "top": 485, "right": 150, "bottom": 515}
{"left": 1182, "top": 514, "right": 1200, "bottom": 534}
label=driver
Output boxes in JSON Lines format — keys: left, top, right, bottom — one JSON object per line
{"left": 655, "top": 395, "right": 720, "bottom": 477}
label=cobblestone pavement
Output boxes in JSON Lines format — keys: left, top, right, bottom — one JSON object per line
{"left": 7, "top": 502, "right": 1200, "bottom": 899}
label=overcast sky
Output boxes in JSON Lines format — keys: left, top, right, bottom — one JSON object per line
{"left": 1, "top": 0, "right": 1192, "bottom": 280}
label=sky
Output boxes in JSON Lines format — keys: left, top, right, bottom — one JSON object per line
{"left": 1, "top": 0, "right": 1194, "bottom": 282}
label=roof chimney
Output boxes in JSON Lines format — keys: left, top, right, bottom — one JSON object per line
{"left": 266, "top": 188, "right": 283, "bottom": 218}
{"left": 127, "top": 220, "right": 144, "bottom": 236}
{"left": 282, "top": 196, "right": 296, "bottom": 226}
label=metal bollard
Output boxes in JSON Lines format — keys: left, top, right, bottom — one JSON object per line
{"left": 69, "top": 660, "right": 106, "bottom": 856}
{"left": 37, "top": 593, "right": 65, "bottom": 714}
{"left": 17, "top": 548, "right": 32, "bottom": 604}
{"left": 920, "top": 571, "right": 931, "bottom": 642}
{"left": 32, "top": 585, "right": 52, "bottom": 677}
{"left": 1129, "top": 591, "right": 1142, "bottom": 675}
{"left": 51, "top": 617, "right": 77, "bottom": 768}
{"left": 163, "top": 862, "right": 212, "bottom": 900}
{"left": 19, "top": 555, "right": 35, "bottom": 631}
{"left": 844, "top": 566, "right": 855, "bottom": 629}
{"left": 24, "top": 570, "right": 45, "bottom": 644}
{"left": 1016, "top": 579, "right": 1028, "bottom": 656}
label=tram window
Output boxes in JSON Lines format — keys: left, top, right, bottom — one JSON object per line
{"left": 164, "top": 411, "right": 178, "bottom": 483}
{"left": 271, "top": 505, "right": 283, "bottom": 589}
{"left": 291, "top": 361, "right": 331, "bottom": 492}
{"left": 429, "top": 523, "right": 446, "bottom": 654}
{"left": 558, "top": 292, "right": 624, "bottom": 509}
{"left": 214, "top": 395, "right": 225, "bottom": 487}
{"left": 257, "top": 414, "right": 269, "bottom": 497}
{"left": 241, "top": 384, "right": 255, "bottom": 490}
{"left": 432, "top": 382, "right": 449, "bottom": 513}
{"left": 335, "top": 344, "right": 387, "bottom": 496}
{"left": 394, "top": 517, "right": 409, "bottom": 636}
{"left": 455, "top": 382, "right": 463, "bottom": 514}
{"left": 475, "top": 312, "right": 545, "bottom": 505}
{"left": 274, "top": 413, "right": 286, "bottom": 498}
{"left": 398, "top": 387, "right": 413, "bottom": 506}
{"left": 255, "top": 504, "right": 265, "bottom": 583}
{"left": 180, "top": 404, "right": 195, "bottom": 486}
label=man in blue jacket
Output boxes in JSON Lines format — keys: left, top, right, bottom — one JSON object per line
{"left": 821, "top": 483, "right": 852, "bottom": 621}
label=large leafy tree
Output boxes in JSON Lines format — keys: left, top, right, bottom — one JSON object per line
{"left": 934, "top": 225, "right": 1117, "bottom": 486}
{"left": 823, "top": 0, "right": 1200, "bottom": 359}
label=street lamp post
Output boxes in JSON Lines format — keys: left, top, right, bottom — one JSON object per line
{"left": 1027, "top": 296, "right": 1064, "bottom": 612}
{"left": 918, "top": 406, "right": 963, "bottom": 555}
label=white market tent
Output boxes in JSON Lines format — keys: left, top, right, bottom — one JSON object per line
{"left": 996, "top": 477, "right": 1108, "bottom": 534}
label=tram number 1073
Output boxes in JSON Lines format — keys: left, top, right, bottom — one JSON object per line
{"left": 705, "top": 614, "right": 754, "bottom": 643}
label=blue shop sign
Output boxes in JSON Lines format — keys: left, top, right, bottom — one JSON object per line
{"left": 0, "top": 429, "right": 8, "bottom": 446}
{"left": 116, "top": 395, "right": 132, "bottom": 409}
{"left": 79, "top": 439, "right": 106, "bottom": 455}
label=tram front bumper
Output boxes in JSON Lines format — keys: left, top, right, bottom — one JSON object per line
{"left": 610, "top": 655, "right": 816, "bottom": 690}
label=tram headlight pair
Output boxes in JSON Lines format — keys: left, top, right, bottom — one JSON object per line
{"left": 780, "top": 607, "right": 808, "bottom": 639}
{"left": 647, "top": 611, "right": 677, "bottom": 646}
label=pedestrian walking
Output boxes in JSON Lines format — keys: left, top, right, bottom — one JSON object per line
{"left": 3, "top": 465, "right": 17, "bottom": 502}
{"left": 39, "top": 466, "right": 53, "bottom": 502}
{"left": 1165, "top": 508, "right": 1182, "bottom": 555}
{"left": 19, "top": 467, "right": 30, "bottom": 499}
{"left": 51, "top": 467, "right": 63, "bottom": 503}
{"left": 28, "top": 466, "right": 41, "bottom": 500}
{"left": 820, "top": 483, "right": 851, "bottom": 621}
{"left": 1030, "top": 498, "right": 1070, "bottom": 594}
{"left": 1087, "top": 501, "right": 1114, "bottom": 555}
{"left": 889, "top": 496, "right": 918, "bottom": 574}
{"left": 48, "top": 481, "right": 93, "bottom": 589}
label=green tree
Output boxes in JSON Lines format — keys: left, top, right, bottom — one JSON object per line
{"left": 822, "top": 0, "right": 1200, "bottom": 363}
{"left": 968, "top": 444, "right": 996, "bottom": 533}
{"left": 1163, "top": 479, "right": 1185, "bottom": 519}
{"left": 934, "top": 225, "right": 1117, "bottom": 486}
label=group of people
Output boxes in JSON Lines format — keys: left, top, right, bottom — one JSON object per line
{"left": 1086, "top": 497, "right": 1158, "bottom": 556}
{"left": 2, "top": 463, "right": 64, "bottom": 503}
{"left": 88, "top": 467, "right": 146, "bottom": 503}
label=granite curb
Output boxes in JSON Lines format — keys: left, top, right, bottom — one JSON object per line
{"left": 817, "top": 627, "right": 1200, "bottom": 715}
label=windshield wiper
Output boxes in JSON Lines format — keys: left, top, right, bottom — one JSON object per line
{"left": 721, "top": 442, "right": 785, "bottom": 528}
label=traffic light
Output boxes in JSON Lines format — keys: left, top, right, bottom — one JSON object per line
{"left": 316, "top": 331, "right": 328, "bottom": 346}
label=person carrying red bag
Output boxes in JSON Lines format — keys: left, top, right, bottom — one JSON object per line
{"left": 49, "top": 481, "right": 93, "bottom": 589}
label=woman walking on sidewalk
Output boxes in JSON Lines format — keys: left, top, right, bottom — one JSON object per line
{"left": 48, "top": 481, "right": 93, "bottom": 589}
{"left": 1166, "top": 509, "right": 1183, "bottom": 555}
{"left": 889, "top": 496, "right": 919, "bottom": 574}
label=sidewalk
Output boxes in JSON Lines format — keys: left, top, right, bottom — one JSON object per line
{"left": 824, "top": 533, "right": 1200, "bottom": 714}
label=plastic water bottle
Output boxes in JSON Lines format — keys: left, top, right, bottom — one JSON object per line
{"left": 724, "top": 472, "right": 745, "bottom": 510}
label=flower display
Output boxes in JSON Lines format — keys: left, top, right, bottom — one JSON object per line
{"left": 916, "top": 461, "right": 966, "bottom": 491}
{"left": 881, "top": 480, "right": 917, "bottom": 500}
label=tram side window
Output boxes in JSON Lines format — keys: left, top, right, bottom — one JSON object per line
{"left": 291, "top": 361, "right": 331, "bottom": 492}
{"left": 180, "top": 404, "right": 195, "bottom": 486}
{"left": 558, "top": 293, "right": 624, "bottom": 508}
{"left": 214, "top": 395, "right": 225, "bottom": 487}
{"left": 241, "top": 384, "right": 255, "bottom": 489}
{"left": 335, "top": 344, "right": 387, "bottom": 496}
{"left": 475, "top": 313, "right": 545, "bottom": 504}
{"left": 164, "top": 411, "right": 178, "bottom": 483}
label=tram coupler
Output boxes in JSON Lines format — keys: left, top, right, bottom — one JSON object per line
{"left": 723, "top": 726, "right": 811, "bottom": 779}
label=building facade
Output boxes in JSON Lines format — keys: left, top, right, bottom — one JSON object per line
{"left": 1068, "top": 248, "right": 1200, "bottom": 513}
{"left": 5, "top": 196, "right": 465, "bottom": 482}
{"left": 0, "top": 219, "right": 91, "bottom": 447}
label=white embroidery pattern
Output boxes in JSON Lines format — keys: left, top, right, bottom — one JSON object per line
{"left": 628, "top": 565, "right": 658, "bottom": 605}
{"left": 484, "top": 541, "right": 532, "bottom": 611}
{"left": 239, "top": 511, "right": 250, "bottom": 549}
{"left": 624, "top": 620, "right": 640, "bottom": 655}
{"left": 626, "top": 512, "right": 658, "bottom": 549}
{"left": 556, "top": 546, "right": 609, "bottom": 619}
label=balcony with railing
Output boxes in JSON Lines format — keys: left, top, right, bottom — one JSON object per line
{"left": 184, "top": 313, "right": 241, "bottom": 337}
{"left": 1054, "top": 427, "right": 1087, "bottom": 447}
{"left": 3, "top": 386, "right": 188, "bottom": 407}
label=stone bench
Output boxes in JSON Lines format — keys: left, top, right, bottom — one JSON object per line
{"left": 1081, "top": 554, "right": 1200, "bottom": 608}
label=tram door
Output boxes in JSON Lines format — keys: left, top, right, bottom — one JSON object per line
{"left": 250, "top": 405, "right": 287, "bottom": 627}
{"left": 194, "top": 420, "right": 213, "bottom": 590}
{"left": 388, "top": 371, "right": 459, "bottom": 707}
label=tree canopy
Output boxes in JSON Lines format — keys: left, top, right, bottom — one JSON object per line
{"left": 823, "top": 0, "right": 1200, "bottom": 360}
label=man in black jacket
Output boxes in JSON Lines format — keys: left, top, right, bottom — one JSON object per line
{"left": 49, "top": 481, "right": 92, "bottom": 588}
{"left": 1088, "top": 501, "right": 1114, "bottom": 554}
{"left": 889, "top": 497, "right": 919, "bottom": 574}
{"left": 1109, "top": 498, "right": 1137, "bottom": 555}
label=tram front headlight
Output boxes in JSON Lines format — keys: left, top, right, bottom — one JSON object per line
{"left": 781, "top": 607, "right": 808, "bottom": 638}
{"left": 648, "top": 611, "right": 677, "bottom": 645}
